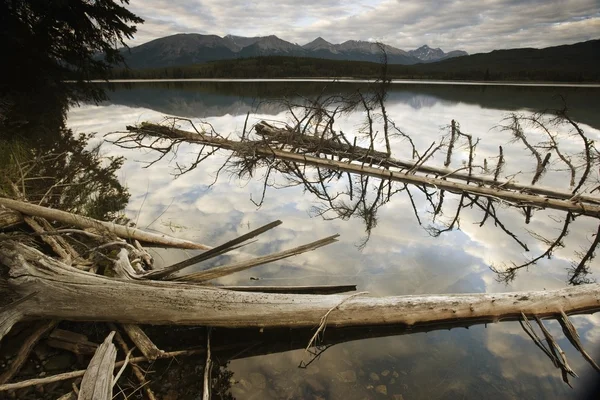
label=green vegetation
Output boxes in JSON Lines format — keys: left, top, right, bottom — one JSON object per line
{"left": 111, "top": 39, "right": 600, "bottom": 82}
{"left": 0, "top": 0, "right": 142, "bottom": 218}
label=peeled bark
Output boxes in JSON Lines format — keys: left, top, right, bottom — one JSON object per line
{"left": 1, "top": 241, "right": 600, "bottom": 342}
{"left": 78, "top": 332, "right": 116, "bottom": 400}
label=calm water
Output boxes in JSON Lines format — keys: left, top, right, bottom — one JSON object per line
{"left": 68, "top": 81, "right": 600, "bottom": 399}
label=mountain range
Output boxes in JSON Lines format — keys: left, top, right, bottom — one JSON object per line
{"left": 120, "top": 33, "right": 468, "bottom": 69}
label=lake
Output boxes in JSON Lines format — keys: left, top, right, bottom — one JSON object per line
{"left": 68, "top": 80, "right": 600, "bottom": 399}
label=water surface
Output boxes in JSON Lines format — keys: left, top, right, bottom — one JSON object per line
{"left": 68, "top": 80, "right": 600, "bottom": 399}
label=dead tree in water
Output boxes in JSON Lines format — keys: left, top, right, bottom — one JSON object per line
{"left": 114, "top": 101, "right": 600, "bottom": 284}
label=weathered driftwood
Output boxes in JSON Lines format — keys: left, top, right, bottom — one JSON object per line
{"left": 78, "top": 332, "right": 117, "bottom": 400}
{"left": 126, "top": 124, "right": 600, "bottom": 217}
{"left": 108, "top": 324, "right": 157, "bottom": 400}
{"left": 175, "top": 234, "right": 339, "bottom": 282}
{"left": 0, "top": 348, "right": 206, "bottom": 392}
{"left": 0, "top": 198, "right": 211, "bottom": 250}
{"left": 255, "top": 121, "right": 600, "bottom": 205}
{"left": 2, "top": 242, "right": 600, "bottom": 339}
{"left": 0, "top": 207, "right": 23, "bottom": 230}
{"left": 144, "top": 220, "right": 282, "bottom": 280}
{"left": 47, "top": 329, "right": 99, "bottom": 355}
{"left": 121, "top": 324, "right": 164, "bottom": 361}
{"left": 111, "top": 250, "right": 165, "bottom": 361}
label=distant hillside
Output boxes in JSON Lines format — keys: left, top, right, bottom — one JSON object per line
{"left": 119, "top": 33, "right": 467, "bottom": 69}
{"left": 414, "top": 39, "right": 600, "bottom": 81}
{"left": 111, "top": 39, "right": 600, "bottom": 82}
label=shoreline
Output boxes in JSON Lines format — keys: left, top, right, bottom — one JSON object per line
{"left": 88, "top": 78, "right": 600, "bottom": 88}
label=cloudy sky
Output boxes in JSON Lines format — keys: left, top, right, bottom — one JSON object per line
{"left": 125, "top": 0, "right": 600, "bottom": 53}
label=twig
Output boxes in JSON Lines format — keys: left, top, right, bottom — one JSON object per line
{"left": 109, "top": 324, "right": 157, "bottom": 400}
{"left": 202, "top": 327, "right": 212, "bottom": 400}
{"left": 306, "top": 291, "right": 369, "bottom": 350}
{"left": 558, "top": 310, "right": 600, "bottom": 372}
{"left": 112, "top": 349, "right": 134, "bottom": 388}
{"left": 0, "top": 349, "right": 205, "bottom": 392}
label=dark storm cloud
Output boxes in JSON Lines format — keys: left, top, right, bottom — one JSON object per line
{"left": 127, "top": 0, "right": 599, "bottom": 53}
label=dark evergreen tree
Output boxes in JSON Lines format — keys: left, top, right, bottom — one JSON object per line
{"left": 0, "top": 0, "right": 143, "bottom": 122}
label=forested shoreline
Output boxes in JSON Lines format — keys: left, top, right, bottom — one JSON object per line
{"left": 109, "top": 40, "right": 600, "bottom": 83}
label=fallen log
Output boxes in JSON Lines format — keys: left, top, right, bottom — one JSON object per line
{"left": 1, "top": 241, "right": 600, "bottom": 340}
{"left": 125, "top": 124, "right": 600, "bottom": 217}
{"left": 0, "top": 198, "right": 211, "bottom": 250}
{"left": 255, "top": 121, "right": 600, "bottom": 205}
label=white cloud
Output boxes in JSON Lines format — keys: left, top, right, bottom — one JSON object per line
{"left": 124, "top": 0, "right": 600, "bottom": 53}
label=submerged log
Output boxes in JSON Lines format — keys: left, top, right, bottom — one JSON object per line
{"left": 255, "top": 121, "right": 600, "bottom": 205}
{"left": 126, "top": 124, "right": 600, "bottom": 217}
{"left": 0, "top": 198, "right": 211, "bottom": 250}
{"left": 1, "top": 241, "right": 599, "bottom": 340}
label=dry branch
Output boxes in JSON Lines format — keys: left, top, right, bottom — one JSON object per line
{"left": 0, "top": 349, "right": 206, "bottom": 392}
{"left": 0, "top": 208, "right": 23, "bottom": 230}
{"left": 0, "top": 198, "right": 211, "bottom": 250}
{"left": 175, "top": 234, "right": 339, "bottom": 282}
{"left": 144, "top": 220, "right": 282, "bottom": 280}
{"left": 121, "top": 324, "right": 164, "bottom": 361}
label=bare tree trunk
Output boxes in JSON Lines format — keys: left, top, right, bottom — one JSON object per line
{"left": 1, "top": 241, "right": 599, "bottom": 341}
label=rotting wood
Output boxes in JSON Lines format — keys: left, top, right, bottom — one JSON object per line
{"left": 125, "top": 124, "right": 600, "bottom": 217}
{"left": 0, "top": 207, "right": 23, "bottom": 230}
{"left": 47, "top": 329, "right": 99, "bottom": 355}
{"left": 0, "top": 198, "right": 212, "bottom": 250}
{"left": 121, "top": 324, "right": 163, "bottom": 361}
{"left": 78, "top": 331, "right": 117, "bottom": 400}
{"left": 0, "top": 320, "right": 57, "bottom": 384}
{"left": 2, "top": 241, "right": 600, "bottom": 336}
{"left": 220, "top": 284, "right": 357, "bottom": 294}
